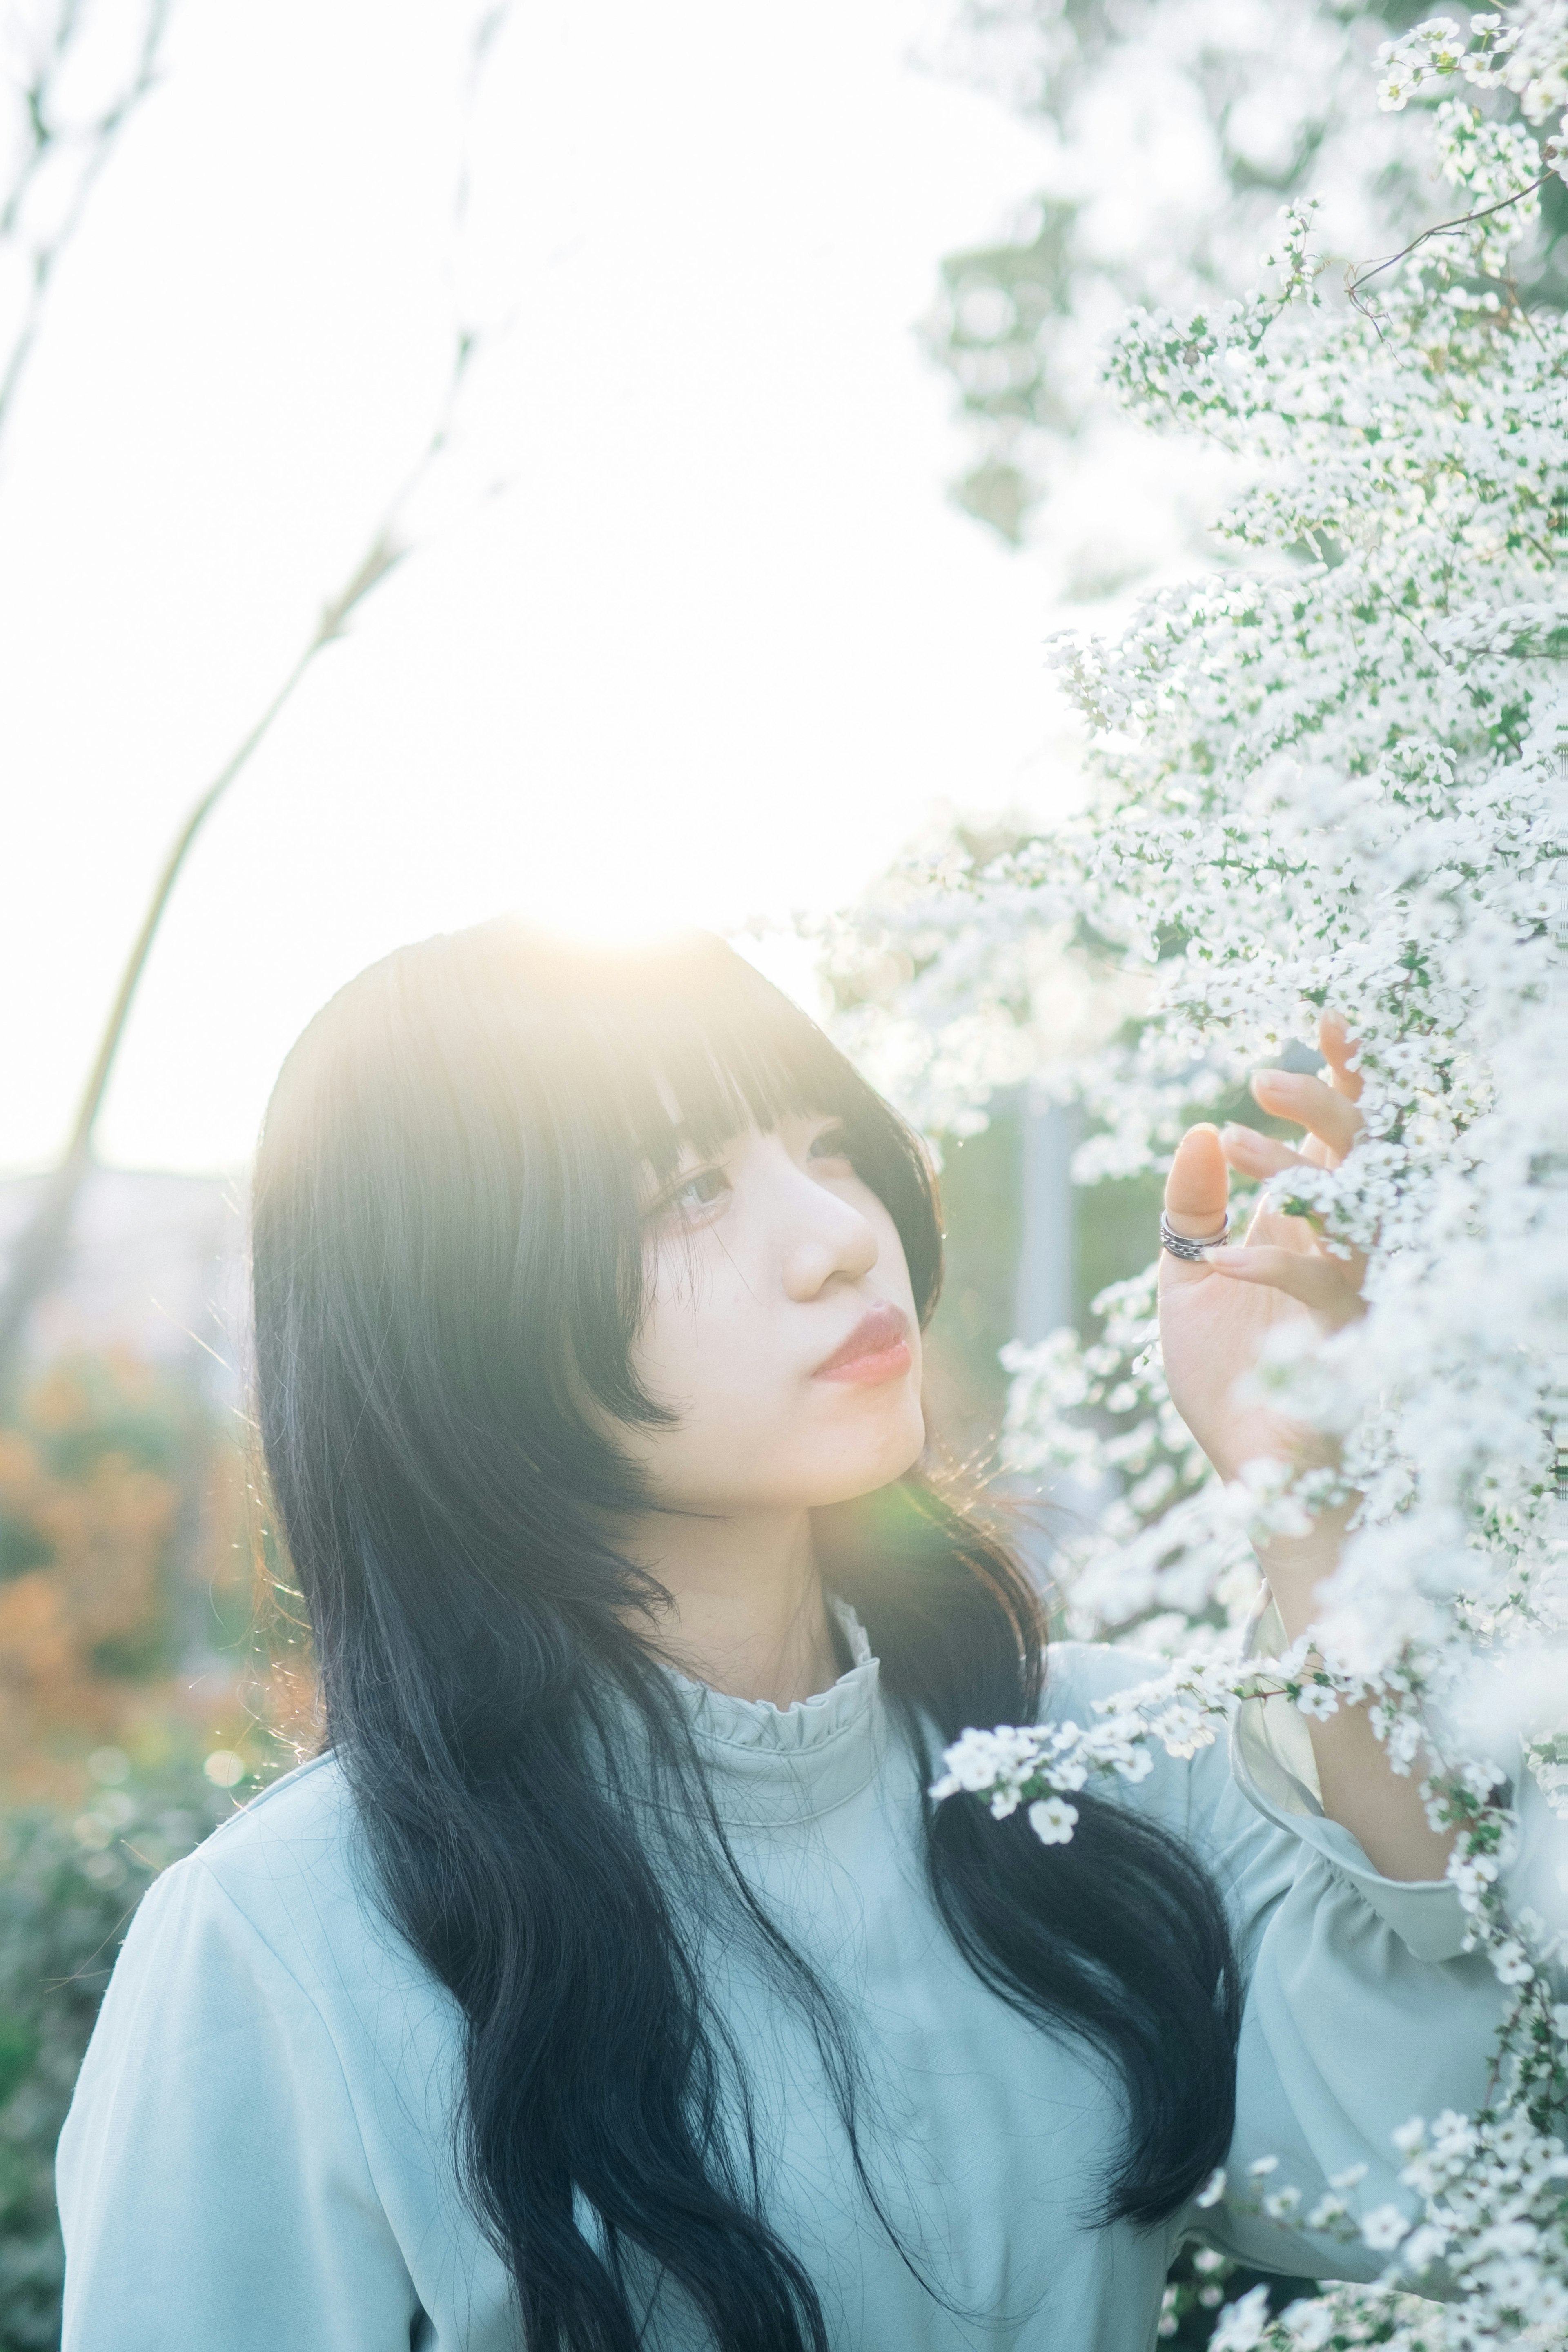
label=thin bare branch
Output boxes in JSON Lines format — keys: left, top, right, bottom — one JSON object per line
{"left": 1345, "top": 172, "right": 1552, "bottom": 318}
{"left": 0, "top": 2, "right": 518, "bottom": 1387}
{"left": 0, "top": 0, "right": 173, "bottom": 451}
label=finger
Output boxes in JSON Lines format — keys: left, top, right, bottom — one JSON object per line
{"left": 1202, "top": 1241, "right": 1366, "bottom": 1325}
{"left": 1219, "top": 1123, "right": 1308, "bottom": 1181}
{"left": 1164, "top": 1123, "right": 1229, "bottom": 1239}
{"left": 1319, "top": 1009, "right": 1363, "bottom": 1105}
{"left": 1244, "top": 1198, "right": 1323, "bottom": 1254}
{"left": 1250, "top": 1068, "right": 1363, "bottom": 1163}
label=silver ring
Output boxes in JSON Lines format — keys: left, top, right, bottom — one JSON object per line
{"left": 1160, "top": 1211, "right": 1227, "bottom": 1262}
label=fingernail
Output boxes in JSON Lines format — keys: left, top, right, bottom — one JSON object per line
{"left": 1202, "top": 1245, "right": 1245, "bottom": 1265}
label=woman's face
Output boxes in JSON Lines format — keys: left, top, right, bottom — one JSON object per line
{"left": 624, "top": 1112, "right": 926, "bottom": 1515}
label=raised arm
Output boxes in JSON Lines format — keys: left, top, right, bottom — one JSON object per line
{"left": 1157, "top": 1013, "right": 1454, "bottom": 1884}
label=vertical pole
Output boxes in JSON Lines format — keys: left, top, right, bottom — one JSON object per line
{"left": 1013, "top": 1090, "right": 1076, "bottom": 1343}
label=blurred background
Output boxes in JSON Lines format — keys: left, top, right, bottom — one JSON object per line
{"left": 2, "top": 0, "right": 1564, "bottom": 2340}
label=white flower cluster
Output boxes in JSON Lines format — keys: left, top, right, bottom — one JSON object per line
{"left": 930, "top": 1702, "right": 1159, "bottom": 1826}
{"left": 934, "top": 1664, "right": 1568, "bottom": 2347}
{"left": 925, "top": 0, "right": 1476, "bottom": 584}
{"left": 1205, "top": 2106, "right": 1568, "bottom": 2345}
{"left": 933, "top": 1642, "right": 1422, "bottom": 1865}
{"left": 1376, "top": 7, "right": 1568, "bottom": 175}
{"left": 998, "top": 1263, "right": 1268, "bottom": 1646}
{"left": 886, "top": 12, "right": 1568, "bottom": 2343}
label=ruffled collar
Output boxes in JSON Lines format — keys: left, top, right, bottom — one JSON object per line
{"left": 659, "top": 1601, "right": 887, "bottom": 1829}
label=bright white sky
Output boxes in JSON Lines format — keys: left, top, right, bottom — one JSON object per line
{"left": 0, "top": 0, "right": 1077, "bottom": 1173}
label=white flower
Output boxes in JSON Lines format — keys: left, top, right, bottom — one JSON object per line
{"left": 1448, "top": 1855, "right": 1495, "bottom": 1907}
{"left": 1196, "top": 2166, "right": 1227, "bottom": 2209}
{"left": 1210, "top": 2284, "right": 1273, "bottom": 2350}
{"left": 1529, "top": 2274, "right": 1568, "bottom": 2327}
{"left": 1400, "top": 2223, "right": 1449, "bottom": 2276}
{"left": 1488, "top": 2110, "right": 1538, "bottom": 2158}
{"left": 931, "top": 1724, "right": 1042, "bottom": 1802}
{"left": 1278, "top": 2301, "right": 1335, "bottom": 2348}
{"left": 1296, "top": 1683, "right": 1340, "bottom": 1722}
{"left": 1429, "top": 2113, "right": 1477, "bottom": 2164}
{"left": 1027, "top": 1797, "right": 1078, "bottom": 1846}
{"left": 1360, "top": 2203, "right": 1411, "bottom": 2252}
{"left": 1483, "top": 2254, "right": 1541, "bottom": 2308}
{"left": 1152, "top": 1702, "right": 1216, "bottom": 1760}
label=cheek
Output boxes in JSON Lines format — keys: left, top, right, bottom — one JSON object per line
{"left": 632, "top": 1246, "right": 773, "bottom": 1425}
{"left": 628, "top": 1208, "right": 927, "bottom": 1508}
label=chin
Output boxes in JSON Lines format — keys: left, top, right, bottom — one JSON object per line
{"left": 813, "top": 1400, "right": 926, "bottom": 1507}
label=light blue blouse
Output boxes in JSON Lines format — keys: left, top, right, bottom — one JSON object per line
{"left": 56, "top": 1623, "right": 1503, "bottom": 2351}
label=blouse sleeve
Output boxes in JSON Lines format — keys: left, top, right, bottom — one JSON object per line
{"left": 1047, "top": 1639, "right": 1505, "bottom": 2284}
{"left": 57, "top": 1850, "right": 420, "bottom": 2352}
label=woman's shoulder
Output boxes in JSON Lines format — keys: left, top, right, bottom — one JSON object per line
{"left": 129, "top": 1751, "right": 416, "bottom": 2013}
{"left": 187, "top": 1748, "right": 358, "bottom": 1907}
{"left": 64, "top": 1751, "right": 468, "bottom": 2292}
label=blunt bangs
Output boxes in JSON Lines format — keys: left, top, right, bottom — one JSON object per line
{"left": 427, "top": 923, "right": 944, "bottom": 1330}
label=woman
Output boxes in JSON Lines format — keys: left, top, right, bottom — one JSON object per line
{"left": 58, "top": 924, "right": 1499, "bottom": 2352}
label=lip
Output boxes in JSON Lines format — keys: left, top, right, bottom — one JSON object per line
{"left": 812, "top": 1301, "right": 913, "bottom": 1386}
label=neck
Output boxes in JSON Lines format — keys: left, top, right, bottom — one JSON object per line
{"left": 622, "top": 1507, "right": 840, "bottom": 1708}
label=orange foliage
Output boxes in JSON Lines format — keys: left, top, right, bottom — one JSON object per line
{"left": 0, "top": 1354, "right": 302, "bottom": 1805}
{"left": 0, "top": 1432, "right": 174, "bottom": 1667}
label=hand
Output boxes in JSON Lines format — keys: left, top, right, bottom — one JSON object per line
{"left": 1159, "top": 1023, "right": 1456, "bottom": 1883}
{"left": 1158, "top": 1012, "right": 1366, "bottom": 1487}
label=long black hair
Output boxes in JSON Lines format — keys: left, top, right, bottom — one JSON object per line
{"left": 250, "top": 922, "right": 1240, "bottom": 2352}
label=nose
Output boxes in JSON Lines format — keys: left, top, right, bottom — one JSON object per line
{"left": 774, "top": 1156, "right": 880, "bottom": 1303}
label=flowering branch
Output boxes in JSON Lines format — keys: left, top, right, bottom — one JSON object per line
{"left": 846, "top": 8, "right": 1568, "bottom": 2343}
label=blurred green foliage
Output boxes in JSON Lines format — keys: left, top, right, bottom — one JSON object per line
{"left": 0, "top": 1759, "right": 240, "bottom": 2351}
{"left": 0, "top": 1346, "right": 290, "bottom": 2346}
{"left": 924, "top": 1109, "right": 1025, "bottom": 1459}
{"left": 1072, "top": 1170, "right": 1163, "bottom": 1325}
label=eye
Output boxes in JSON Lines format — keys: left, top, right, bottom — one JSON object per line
{"left": 668, "top": 1165, "right": 730, "bottom": 1214}
{"left": 808, "top": 1122, "right": 853, "bottom": 1163}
